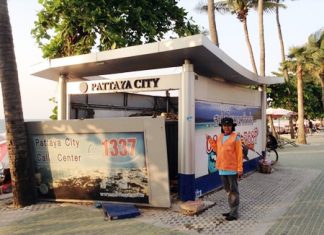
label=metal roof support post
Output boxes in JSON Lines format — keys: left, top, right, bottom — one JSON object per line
{"left": 261, "top": 85, "right": 267, "bottom": 150}
{"left": 178, "top": 60, "right": 196, "bottom": 201}
{"left": 58, "top": 74, "right": 67, "bottom": 120}
{"left": 66, "top": 94, "right": 70, "bottom": 120}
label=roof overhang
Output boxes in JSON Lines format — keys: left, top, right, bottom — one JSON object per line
{"left": 31, "top": 34, "right": 284, "bottom": 85}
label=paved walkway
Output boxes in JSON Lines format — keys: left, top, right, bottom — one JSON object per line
{"left": 0, "top": 132, "right": 323, "bottom": 234}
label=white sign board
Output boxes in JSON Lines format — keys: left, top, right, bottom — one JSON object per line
{"left": 67, "top": 74, "right": 181, "bottom": 94}
{"left": 26, "top": 117, "right": 170, "bottom": 208}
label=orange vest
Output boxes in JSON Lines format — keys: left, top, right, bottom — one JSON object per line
{"left": 209, "top": 133, "right": 243, "bottom": 172}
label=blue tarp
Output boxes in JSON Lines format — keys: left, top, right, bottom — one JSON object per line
{"left": 101, "top": 203, "right": 141, "bottom": 220}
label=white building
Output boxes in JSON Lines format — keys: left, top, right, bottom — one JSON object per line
{"left": 29, "top": 35, "right": 283, "bottom": 206}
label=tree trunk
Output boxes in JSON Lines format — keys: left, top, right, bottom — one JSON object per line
{"left": 320, "top": 69, "right": 324, "bottom": 110}
{"left": 0, "top": 0, "right": 36, "bottom": 207}
{"left": 242, "top": 19, "right": 258, "bottom": 75}
{"left": 275, "top": 0, "right": 289, "bottom": 82}
{"left": 258, "top": 0, "right": 265, "bottom": 77}
{"left": 289, "top": 116, "right": 295, "bottom": 139}
{"left": 296, "top": 64, "right": 306, "bottom": 144}
{"left": 208, "top": 0, "right": 219, "bottom": 46}
{"left": 268, "top": 116, "right": 279, "bottom": 140}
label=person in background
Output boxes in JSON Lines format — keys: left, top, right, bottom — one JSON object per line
{"left": 207, "top": 117, "right": 243, "bottom": 221}
{"left": 308, "top": 120, "right": 314, "bottom": 135}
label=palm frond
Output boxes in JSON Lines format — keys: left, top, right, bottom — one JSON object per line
{"left": 214, "top": 1, "right": 231, "bottom": 14}
{"left": 194, "top": 1, "right": 208, "bottom": 13}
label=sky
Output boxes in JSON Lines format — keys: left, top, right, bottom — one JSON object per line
{"left": 1, "top": 0, "right": 323, "bottom": 119}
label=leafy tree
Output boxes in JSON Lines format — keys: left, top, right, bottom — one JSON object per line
{"left": 303, "top": 80, "right": 323, "bottom": 119}
{"left": 32, "top": 0, "right": 200, "bottom": 58}
{"left": 268, "top": 76, "right": 297, "bottom": 111}
{"left": 268, "top": 73, "right": 297, "bottom": 139}
{"left": 0, "top": 0, "right": 36, "bottom": 207}
{"left": 49, "top": 97, "right": 58, "bottom": 120}
{"left": 269, "top": 75, "right": 323, "bottom": 118}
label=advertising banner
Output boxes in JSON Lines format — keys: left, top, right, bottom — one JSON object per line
{"left": 26, "top": 117, "right": 170, "bottom": 207}
{"left": 195, "top": 101, "right": 262, "bottom": 178}
{"left": 31, "top": 132, "right": 149, "bottom": 203}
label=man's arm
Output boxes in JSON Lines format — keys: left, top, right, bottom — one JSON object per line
{"left": 235, "top": 136, "right": 243, "bottom": 177}
{"left": 207, "top": 135, "right": 217, "bottom": 153}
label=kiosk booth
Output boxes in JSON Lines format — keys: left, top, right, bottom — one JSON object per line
{"left": 29, "top": 35, "right": 283, "bottom": 207}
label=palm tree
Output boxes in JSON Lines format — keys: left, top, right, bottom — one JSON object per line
{"left": 274, "top": 0, "right": 289, "bottom": 81}
{"left": 258, "top": 0, "right": 286, "bottom": 76}
{"left": 195, "top": 0, "right": 220, "bottom": 46}
{"left": 273, "top": 0, "right": 294, "bottom": 139}
{"left": 0, "top": 0, "right": 36, "bottom": 207}
{"left": 208, "top": 0, "right": 219, "bottom": 46}
{"left": 258, "top": 0, "right": 265, "bottom": 76}
{"left": 283, "top": 45, "right": 317, "bottom": 144}
{"left": 216, "top": 0, "right": 259, "bottom": 74}
{"left": 198, "top": 1, "right": 283, "bottom": 75}
{"left": 307, "top": 28, "right": 324, "bottom": 110}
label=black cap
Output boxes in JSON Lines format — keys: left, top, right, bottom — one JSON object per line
{"left": 219, "top": 117, "right": 237, "bottom": 127}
